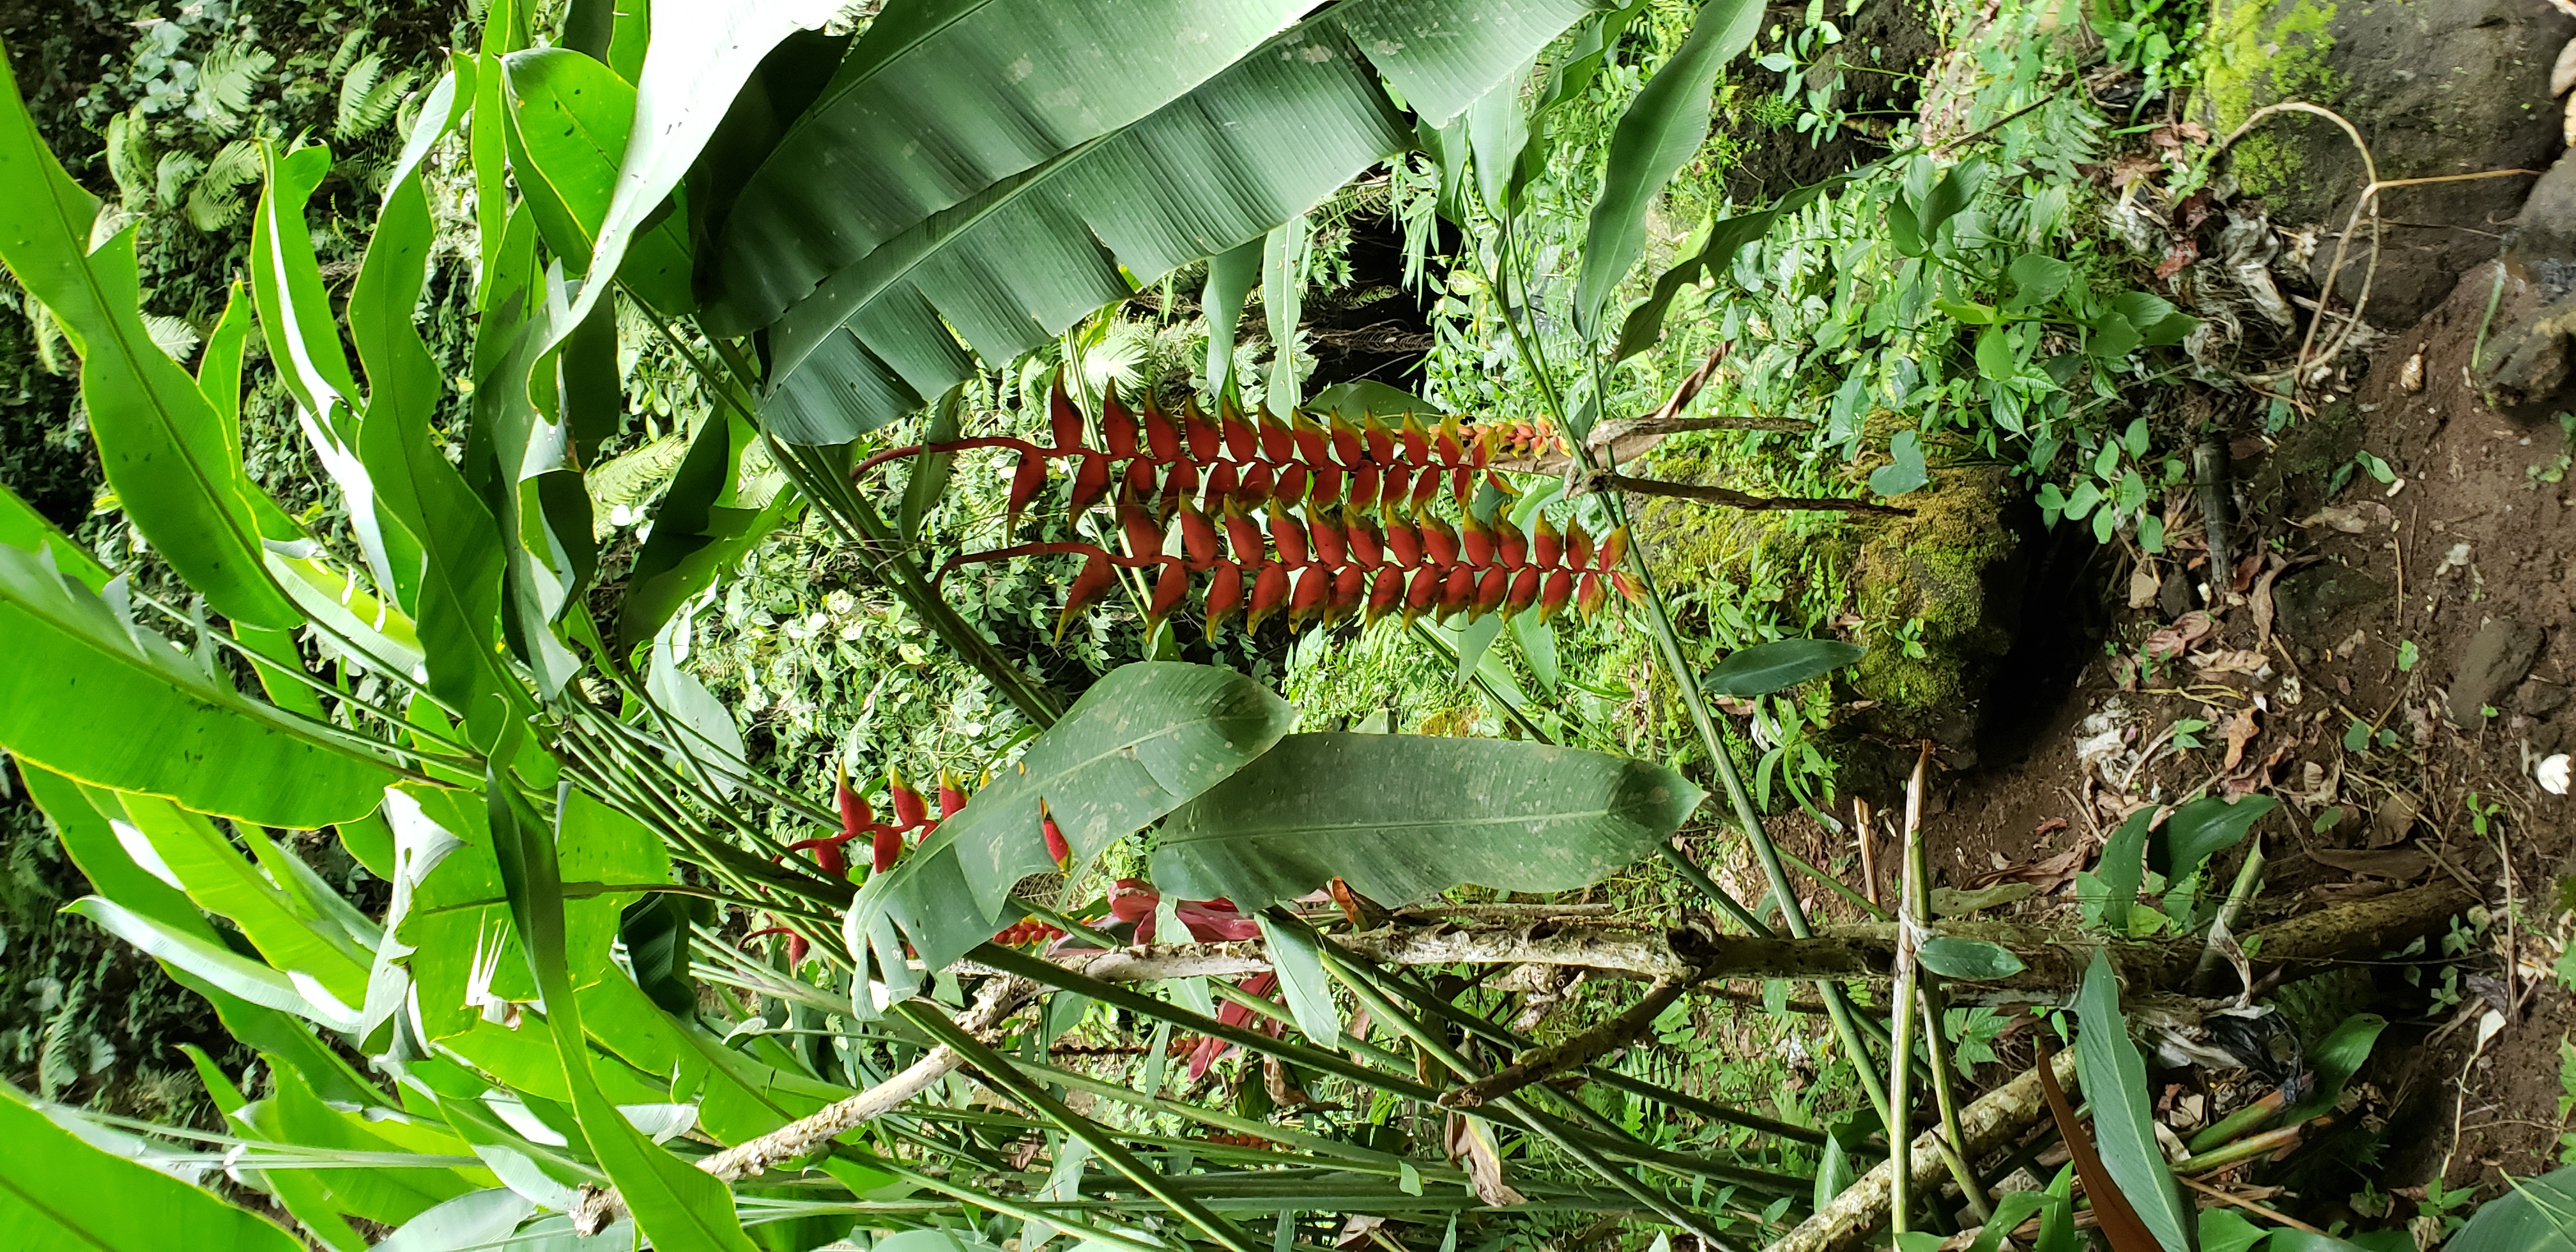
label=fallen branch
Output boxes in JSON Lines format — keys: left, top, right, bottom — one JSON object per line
{"left": 1442, "top": 977, "right": 1690, "bottom": 1109}
{"left": 1587, "top": 472, "right": 1917, "bottom": 517}
{"left": 570, "top": 976, "right": 1036, "bottom": 1235}
{"left": 1767, "top": 1051, "right": 2080, "bottom": 1252}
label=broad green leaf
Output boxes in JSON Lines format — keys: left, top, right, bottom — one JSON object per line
{"left": 1702, "top": 637, "right": 1867, "bottom": 697}
{"left": 1614, "top": 172, "right": 1856, "bottom": 360}
{"left": 1573, "top": 0, "right": 1763, "bottom": 335}
{"left": 500, "top": 48, "right": 695, "bottom": 313}
{"left": 2278, "top": 1013, "right": 2388, "bottom": 1124}
{"left": 619, "top": 409, "right": 804, "bottom": 654}
{"left": 2115, "top": 291, "right": 2195, "bottom": 347}
{"left": 898, "top": 385, "right": 965, "bottom": 541}
{"left": 1151, "top": 733, "right": 1703, "bottom": 907}
{"left": 1342, "top": 0, "right": 1607, "bottom": 125}
{"left": 705, "top": 0, "right": 1315, "bottom": 331}
{"left": 1813, "top": 1134, "right": 1854, "bottom": 1210}
{"left": 2007, "top": 252, "right": 2073, "bottom": 312}
{"left": 2152, "top": 795, "right": 2275, "bottom": 882}
{"left": 1975, "top": 324, "right": 2018, "bottom": 380}
{"left": 249, "top": 144, "right": 363, "bottom": 432}
{"left": 373, "top": 1190, "right": 537, "bottom": 1252}
{"left": 2271, "top": 1234, "right": 2415, "bottom": 1252}
{"left": 2083, "top": 805, "right": 2154, "bottom": 933}
{"left": 1915, "top": 936, "right": 2026, "bottom": 981}
{"left": 847, "top": 663, "right": 1294, "bottom": 984}
{"left": 0, "top": 481, "right": 109, "bottom": 589}
{"left": 114, "top": 793, "right": 373, "bottom": 1004}
{"left": 1933, "top": 297, "right": 1997, "bottom": 324}
{"left": 0, "top": 1083, "right": 304, "bottom": 1252}
{"left": 2074, "top": 950, "right": 2194, "bottom": 1252}
{"left": 64, "top": 896, "right": 359, "bottom": 1030}
{"left": 2089, "top": 311, "right": 2144, "bottom": 360}
{"left": 1200, "top": 236, "right": 1264, "bottom": 401}
{"left": 266, "top": 1061, "right": 480, "bottom": 1225}
{"left": 0, "top": 542, "right": 404, "bottom": 828}
{"left": 486, "top": 770, "right": 762, "bottom": 1252}
{"left": 1869, "top": 430, "right": 1931, "bottom": 497}
{"left": 1257, "top": 912, "right": 1346, "bottom": 1048}
{"left": 2198, "top": 1209, "right": 2267, "bottom": 1252}
{"left": 756, "top": 22, "right": 1409, "bottom": 442}
{"left": 1971, "top": 1191, "right": 2071, "bottom": 1252}
{"left": 0, "top": 43, "right": 299, "bottom": 629}
{"left": 647, "top": 625, "right": 750, "bottom": 792}
{"left": 1464, "top": 59, "right": 1533, "bottom": 221}
{"left": 349, "top": 167, "right": 523, "bottom": 742}
{"left": 2443, "top": 1168, "right": 2576, "bottom": 1252}
{"left": 1916, "top": 157, "right": 1988, "bottom": 238}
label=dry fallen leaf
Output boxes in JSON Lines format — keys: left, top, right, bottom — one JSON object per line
{"left": 1448, "top": 1113, "right": 1526, "bottom": 1207}
{"left": 2146, "top": 611, "right": 2218, "bottom": 657}
{"left": 2191, "top": 648, "right": 2270, "bottom": 678}
{"left": 2220, "top": 708, "right": 2260, "bottom": 772}
{"left": 2370, "top": 793, "right": 2421, "bottom": 846}
{"left": 2310, "top": 846, "right": 2432, "bottom": 879}
{"left": 2129, "top": 562, "right": 2163, "bottom": 609}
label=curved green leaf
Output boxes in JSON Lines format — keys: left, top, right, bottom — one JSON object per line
{"left": 706, "top": 0, "right": 1315, "bottom": 330}
{"left": 373, "top": 1189, "right": 537, "bottom": 1252}
{"left": 0, "top": 482, "right": 109, "bottom": 590}
{"left": 65, "top": 896, "right": 359, "bottom": 1030}
{"left": 114, "top": 793, "right": 374, "bottom": 1005}
{"left": 0, "top": 1083, "right": 305, "bottom": 1252}
{"left": 1869, "top": 430, "right": 1930, "bottom": 498}
{"left": 1915, "top": 936, "right": 2026, "bottom": 981}
{"left": 2278, "top": 1013, "right": 2387, "bottom": 1125}
{"left": 0, "top": 543, "right": 404, "bottom": 828}
{"left": 2152, "top": 795, "right": 2276, "bottom": 882}
{"left": 1614, "top": 172, "right": 1857, "bottom": 361}
{"left": 1150, "top": 733, "right": 1703, "bottom": 907}
{"left": 500, "top": 48, "right": 695, "bottom": 313}
{"left": 1573, "top": 0, "right": 1765, "bottom": 335}
{"left": 2448, "top": 1166, "right": 2576, "bottom": 1252}
{"left": 1702, "top": 637, "right": 1867, "bottom": 697}
{"left": 0, "top": 42, "right": 298, "bottom": 629}
{"left": 847, "top": 662, "right": 1295, "bottom": 984}
{"left": 2074, "top": 950, "right": 2194, "bottom": 1252}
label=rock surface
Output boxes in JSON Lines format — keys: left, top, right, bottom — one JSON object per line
{"left": 2446, "top": 617, "right": 2546, "bottom": 725}
{"left": 2202, "top": 0, "right": 2573, "bottom": 326}
{"left": 2273, "top": 561, "right": 2390, "bottom": 639}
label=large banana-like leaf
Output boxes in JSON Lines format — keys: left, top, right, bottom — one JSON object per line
{"left": 2074, "top": 950, "right": 2195, "bottom": 1252}
{"left": 500, "top": 47, "right": 696, "bottom": 314}
{"left": 703, "top": 0, "right": 1321, "bottom": 332}
{"left": 749, "top": 0, "right": 1596, "bottom": 443}
{"left": 1149, "top": 733, "right": 1703, "bottom": 908}
{"left": 0, "top": 1085, "right": 305, "bottom": 1252}
{"left": 0, "top": 37, "right": 299, "bottom": 629}
{"left": 845, "top": 662, "right": 1294, "bottom": 994}
{"left": 0, "top": 542, "right": 404, "bottom": 828}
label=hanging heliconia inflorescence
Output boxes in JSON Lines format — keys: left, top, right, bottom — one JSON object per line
{"left": 856, "top": 379, "right": 1639, "bottom": 639}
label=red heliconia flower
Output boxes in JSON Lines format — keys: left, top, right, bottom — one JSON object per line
{"left": 1221, "top": 405, "right": 1259, "bottom": 462}
{"left": 1377, "top": 463, "right": 1412, "bottom": 512}
{"left": 1327, "top": 413, "right": 1365, "bottom": 466}
{"left": 1121, "top": 501, "right": 1163, "bottom": 560}
{"left": 1004, "top": 451, "right": 1047, "bottom": 534}
{"left": 1238, "top": 461, "right": 1275, "bottom": 507}
{"left": 1182, "top": 401, "right": 1222, "bottom": 462}
{"left": 1307, "top": 514, "right": 1347, "bottom": 568}
{"left": 1204, "top": 563, "right": 1245, "bottom": 632}
{"left": 1222, "top": 506, "right": 1266, "bottom": 565}
{"left": 1611, "top": 570, "right": 1645, "bottom": 602}
{"left": 1440, "top": 565, "right": 1475, "bottom": 616}
{"left": 887, "top": 770, "right": 929, "bottom": 828}
{"left": 1459, "top": 514, "right": 1494, "bottom": 568}
{"left": 1057, "top": 551, "right": 1114, "bottom": 641}
{"left": 1330, "top": 566, "right": 1365, "bottom": 618}
{"left": 1404, "top": 565, "right": 1443, "bottom": 616}
{"left": 1506, "top": 566, "right": 1542, "bottom": 613}
{"left": 1495, "top": 516, "right": 1528, "bottom": 568}
{"left": 1043, "top": 809, "right": 1070, "bottom": 866}
{"left": 1147, "top": 561, "right": 1189, "bottom": 628}
{"left": 1420, "top": 516, "right": 1460, "bottom": 567}
{"left": 1347, "top": 462, "right": 1381, "bottom": 511}
{"left": 1446, "top": 465, "right": 1475, "bottom": 506}
{"left": 1399, "top": 413, "right": 1431, "bottom": 464}
{"left": 1597, "top": 525, "right": 1630, "bottom": 572}
{"left": 1365, "top": 567, "right": 1404, "bottom": 620}
{"left": 1287, "top": 564, "right": 1330, "bottom": 624}
{"left": 1565, "top": 520, "right": 1594, "bottom": 570}
{"left": 1160, "top": 459, "right": 1198, "bottom": 516}
{"left": 1256, "top": 408, "right": 1296, "bottom": 462}
{"left": 1307, "top": 462, "right": 1342, "bottom": 507}
{"left": 1048, "top": 376, "right": 1086, "bottom": 453}
{"left": 1473, "top": 567, "right": 1510, "bottom": 616}
{"left": 1123, "top": 455, "right": 1157, "bottom": 499}
{"left": 1142, "top": 395, "right": 1182, "bottom": 462}
{"left": 1343, "top": 512, "right": 1384, "bottom": 567}
{"left": 836, "top": 763, "right": 872, "bottom": 837}
{"left": 1199, "top": 461, "right": 1238, "bottom": 513}
{"left": 1271, "top": 462, "right": 1308, "bottom": 509}
{"left": 1102, "top": 385, "right": 1140, "bottom": 457}
{"left": 1538, "top": 569, "right": 1575, "bottom": 623}
{"left": 1362, "top": 412, "right": 1397, "bottom": 465}
{"left": 744, "top": 924, "right": 808, "bottom": 967}
{"left": 873, "top": 825, "right": 904, "bottom": 874}
{"left": 937, "top": 770, "right": 968, "bottom": 819}
{"left": 1246, "top": 561, "right": 1291, "bottom": 634}
{"left": 1576, "top": 571, "right": 1610, "bottom": 617}
{"left": 1179, "top": 505, "right": 1222, "bottom": 569}
{"left": 1432, "top": 416, "right": 1467, "bottom": 466}
{"left": 1383, "top": 517, "right": 1422, "bottom": 567}
{"left": 1533, "top": 513, "right": 1563, "bottom": 569}
{"left": 1269, "top": 513, "right": 1310, "bottom": 568}
{"left": 1289, "top": 411, "right": 1331, "bottom": 466}
{"left": 1066, "top": 452, "right": 1109, "bottom": 517}
{"left": 1407, "top": 466, "right": 1443, "bottom": 513}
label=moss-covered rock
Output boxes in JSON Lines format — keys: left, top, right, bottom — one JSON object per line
{"left": 2197, "top": 0, "right": 2572, "bottom": 325}
{"left": 1850, "top": 465, "right": 2025, "bottom": 750}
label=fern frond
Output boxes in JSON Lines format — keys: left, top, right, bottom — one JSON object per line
{"left": 103, "top": 109, "right": 153, "bottom": 204}
{"left": 193, "top": 43, "right": 274, "bottom": 133}
{"left": 325, "top": 28, "right": 369, "bottom": 80}
{"left": 152, "top": 149, "right": 204, "bottom": 210}
{"left": 184, "top": 139, "right": 262, "bottom": 232}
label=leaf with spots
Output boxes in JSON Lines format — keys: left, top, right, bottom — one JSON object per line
{"left": 1149, "top": 733, "right": 1704, "bottom": 908}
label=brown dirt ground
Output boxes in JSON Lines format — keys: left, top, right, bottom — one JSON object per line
{"left": 1862, "top": 251, "right": 2576, "bottom": 1227}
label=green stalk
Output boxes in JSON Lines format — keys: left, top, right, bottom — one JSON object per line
{"left": 827, "top": 1145, "right": 1172, "bottom": 1252}
{"left": 901, "top": 1002, "right": 1267, "bottom": 1252}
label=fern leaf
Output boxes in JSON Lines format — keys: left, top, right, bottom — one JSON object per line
{"left": 103, "top": 109, "right": 153, "bottom": 204}
{"left": 192, "top": 43, "right": 274, "bottom": 133}
{"left": 184, "top": 139, "right": 262, "bottom": 232}
{"left": 152, "top": 149, "right": 204, "bottom": 210}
